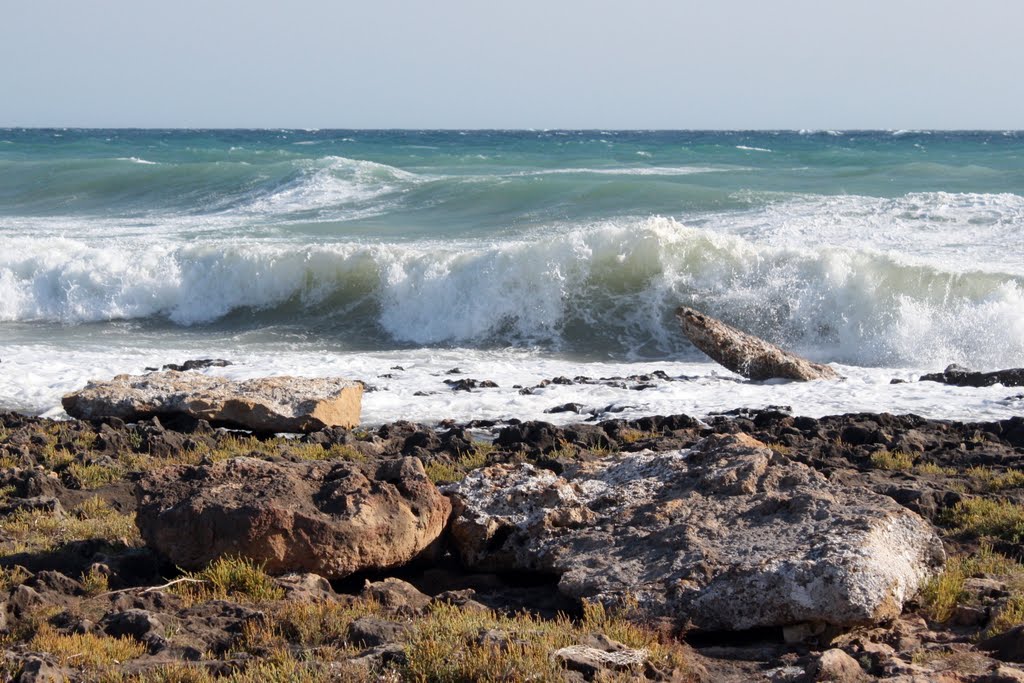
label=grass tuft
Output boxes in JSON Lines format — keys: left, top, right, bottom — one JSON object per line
{"left": 940, "top": 497, "right": 1024, "bottom": 544}
{"left": 173, "top": 556, "right": 285, "bottom": 605}
{"left": 30, "top": 623, "right": 146, "bottom": 668}
{"left": 870, "top": 449, "right": 916, "bottom": 471}
{"left": 0, "top": 496, "right": 140, "bottom": 554}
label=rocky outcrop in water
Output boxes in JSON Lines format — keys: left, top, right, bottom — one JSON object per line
{"left": 920, "top": 364, "right": 1024, "bottom": 388}
{"left": 135, "top": 456, "right": 450, "bottom": 577}
{"left": 446, "top": 433, "right": 944, "bottom": 631}
{"left": 62, "top": 372, "right": 363, "bottom": 432}
{"left": 675, "top": 306, "right": 839, "bottom": 381}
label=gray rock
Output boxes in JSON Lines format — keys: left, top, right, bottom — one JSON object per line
{"left": 807, "top": 648, "right": 870, "bottom": 682}
{"left": 62, "top": 372, "right": 363, "bottom": 432}
{"left": 675, "top": 306, "right": 839, "bottom": 381}
{"left": 100, "top": 608, "right": 163, "bottom": 641}
{"left": 446, "top": 433, "right": 943, "bottom": 631}
{"left": 346, "top": 616, "right": 410, "bottom": 647}
{"left": 136, "top": 457, "right": 450, "bottom": 578}
{"left": 919, "top": 364, "right": 1024, "bottom": 388}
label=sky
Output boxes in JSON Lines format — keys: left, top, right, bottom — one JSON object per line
{"left": 1, "top": 0, "right": 1022, "bottom": 129}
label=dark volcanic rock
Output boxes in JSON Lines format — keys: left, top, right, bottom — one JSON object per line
{"left": 135, "top": 456, "right": 451, "bottom": 578}
{"left": 920, "top": 364, "right": 1024, "bottom": 388}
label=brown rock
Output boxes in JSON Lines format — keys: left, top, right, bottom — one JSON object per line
{"left": 675, "top": 306, "right": 839, "bottom": 381}
{"left": 135, "top": 457, "right": 450, "bottom": 578}
{"left": 807, "top": 648, "right": 869, "bottom": 682}
{"left": 981, "top": 625, "right": 1024, "bottom": 664}
{"left": 361, "top": 578, "right": 432, "bottom": 614}
{"left": 62, "top": 372, "right": 363, "bottom": 433}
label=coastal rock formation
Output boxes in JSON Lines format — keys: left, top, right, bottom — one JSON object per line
{"left": 675, "top": 306, "right": 839, "bottom": 381}
{"left": 445, "top": 433, "right": 944, "bottom": 631}
{"left": 62, "top": 372, "right": 363, "bottom": 432}
{"left": 920, "top": 364, "right": 1024, "bottom": 388}
{"left": 135, "top": 457, "right": 450, "bottom": 577}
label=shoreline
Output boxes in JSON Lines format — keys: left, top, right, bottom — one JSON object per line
{"left": 1, "top": 406, "right": 1023, "bottom": 681}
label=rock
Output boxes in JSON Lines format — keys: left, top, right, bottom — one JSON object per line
{"left": 62, "top": 372, "right": 363, "bottom": 433}
{"left": 675, "top": 306, "right": 839, "bottom": 381}
{"left": 981, "top": 625, "right": 1024, "bottom": 663}
{"left": 275, "top": 573, "right": 336, "bottom": 602}
{"left": 15, "top": 656, "right": 67, "bottom": 683}
{"left": 807, "top": 648, "right": 869, "bottom": 682}
{"left": 346, "top": 616, "right": 410, "bottom": 647}
{"left": 919, "top": 365, "right": 1024, "bottom": 388}
{"left": 100, "top": 608, "right": 163, "bottom": 641}
{"left": 135, "top": 456, "right": 450, "bottom": 578}
{"left": 361, "top": 578, "right": 432, "bottom": 614}
{"left": 553, "top": 635, "right": 652, "bottom": 680}
{"left": 161, "top": 359, "right": 233, "bottom": 372}
{"left": 446, "top": 433, "right": 943, "bottom": 631}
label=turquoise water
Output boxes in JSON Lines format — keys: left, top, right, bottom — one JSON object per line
{"left": 0, "top": 129, "right": 1022, "bottom": 420}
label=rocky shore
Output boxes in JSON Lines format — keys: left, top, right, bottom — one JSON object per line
{"left": 1, "top": 407, "right": 1024, "bottom": 682}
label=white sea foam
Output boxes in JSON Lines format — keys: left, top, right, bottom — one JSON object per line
{"left": 1, "top": 216, "right": 1021, "bottom": 369}
{"left": 1, "top": 343, "right": 1019, "bottom": 425}
{"left": 115, "top": 157, "right": 158, "bottom": 165}
{"left": 736, "top": 145, "right": 772, "bottom": 152}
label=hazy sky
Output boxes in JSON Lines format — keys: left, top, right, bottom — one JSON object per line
{"left": 2, "top": 0, "right": 1021, "bottom": 129}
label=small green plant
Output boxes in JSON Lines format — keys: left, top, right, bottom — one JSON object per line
{"left": 764, "top": 442, "right": 793, "bottom": 455}
{"left": 65, "top": 461, "right": 124, "bottom": 489}
{"left": 920, "top": 543, "right": 1024, "bottom": 626}
{"left": 940, "top": 497, "right": 1024, "bottom": 544}
{"left": 965, "top": 466, "right": 1024, "bottom": 492}
{"left": 0, "top": 565, "right": 31, "bottom": 591}
{"left": 82, "top": 566, "right": 111, "bottom": 595}
{"left": 30, "top": 623, "right": 146, "bottom": 668}
{"left": 425, "top": 447, "right": 491, "bottom": 484}
{"left": 173, "top": 556, "right": 285, "bottom": 605}
{"left": 0, "top": 497, "right": 140, "bottom": 554}
{"left": 870, "top": 449, "right": 915, "bottom": 471}
{"left": 914, "top": 462, "right": 957, "bottom": 476}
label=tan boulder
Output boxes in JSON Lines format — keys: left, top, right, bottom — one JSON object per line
{"left": 135, "top": 457, "right": 450, "bottom": 578}
{"left": 62, "top": 372, "right": 362, "bottom": 432}
{"left": 675, "top": 306, "right": 839, "bottom": 381}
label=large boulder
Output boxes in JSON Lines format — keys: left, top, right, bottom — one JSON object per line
{"left": 445, "top": 433, "right": 943, "bottom": 631}
{"left": 675, "top": 306, "right": 839, "bottom": 381}
{"left": 62, "top": 372, "right": 363, "bottom": 432}
{"left": 136, "top": 457, "right": 450, "bottom": 578}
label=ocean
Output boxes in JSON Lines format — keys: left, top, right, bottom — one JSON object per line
{"left": 0, "top": 129, "right": 1021, "bottom": 424}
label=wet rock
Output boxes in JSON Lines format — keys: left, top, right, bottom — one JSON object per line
{"left": 136, "top": 456, "right": 450, "bottom": 577}
{"left": 675, "top": 306, "right": 839, "bottom": 381}
{"left": 920, "top": 365, "right": 1024, "bottom": 388}
{"left": 446, "top": 433, "right": 943, "bottom": 631}
{"left": 444, "top": 378, "right": 499, "bottom": 391}
{"left": 161, "top": 359, "right": 233, "bottom": 372}
{"left": 63, "top": 372, "right": 363, "bottom": 433}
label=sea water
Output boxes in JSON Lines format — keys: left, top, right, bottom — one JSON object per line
{"left": 0, "top": 129, "right": 1021, "bottom": 424}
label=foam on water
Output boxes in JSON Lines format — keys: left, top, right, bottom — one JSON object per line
{"left": 1, "top": 343, "right": 1019, "bottom": 425}
{"left": 1, "top": 216, "right": 1021, "bottom": 369}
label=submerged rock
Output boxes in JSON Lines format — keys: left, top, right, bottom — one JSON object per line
{"left": 920, "top": 364, "right": 1024, "bottom": 388}
{"left": 445, "top": 433, "right": 943, "bottom": 631}
{"left": 136, "top": 457, "right": 450, "bottom": 577}
{"left": 675, "top": 306, "right": 839, "bottom": 381}
{"left": 62, "top": 372, "right": 363, "bottom": 432}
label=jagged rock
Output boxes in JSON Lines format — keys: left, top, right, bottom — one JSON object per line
{"left": 981, "top": 625, "right": 1024, "bottom": 663}
{"left": 445, "top": 433, "right": 943, "bottom": 631}
{"left": 920, "top": 364, "right": 1024, "bottom": 388}
{"left": 136, "top": 457, "right": 450, "bottom": 578}
{"left": 346, "top": 616, "right": 410, "bottom": 647}
{"left": 675, "top": 306, "right": 839, "bottom": 381}
{"left": 62, "top": 372, "right": 363, "bottom": 432}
